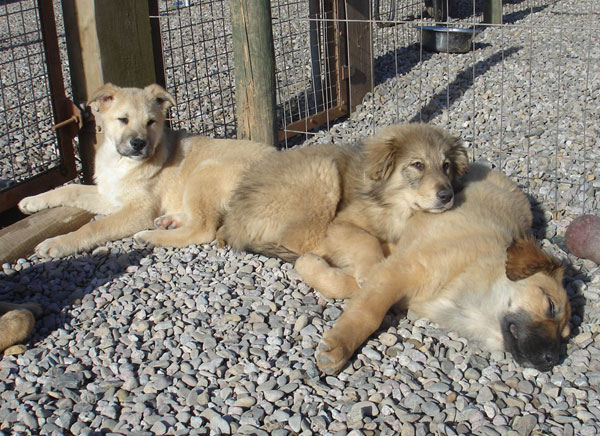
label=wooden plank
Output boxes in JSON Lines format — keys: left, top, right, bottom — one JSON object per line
{"left": 483, "top": 0, "right": 502, "bottom": 24}
{"left": 230, "top": 0, "right": 277, "bottom": 146}
{"left": 0, "top": 207, "right": 94, "bottom": 264}
{"left": 345, "top": 0, "right": 373, "bottom": 111}
{"left": 278, "top": 105, "right": 348, "bottom": 141}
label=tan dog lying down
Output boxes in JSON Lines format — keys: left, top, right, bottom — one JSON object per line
{"left": 19, "top": 83, "right": 273, "bottom": 258}
{"left": 310, "top": 163, "right": 571, "bottom": 374}
{"left": 0, "top": 301, "right": 42, "bottom": 353}
{"left": 219, "top": 123, "right": 469, "bottom": 286}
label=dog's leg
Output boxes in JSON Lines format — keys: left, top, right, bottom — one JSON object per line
{"left": 321, "top": 221, "right": 386, "bottom": 285}
{"left": 35, "top": 205, "right": 155, "bottom": 257}
{"left": 19, "top": 185, "right": 118, "bottom": 215}
{"left": 135, "top": 225, "right": 217, "bottom": 248}
{"left": 295, "top": 253, "right": 360, "bottom": 299}
{"left": 135, "top": 163, "right": 241, "bottom": 248}
{"left": 315, "top": 261, "right": 413, "bottom": 375}
{"left": 0, "top": 302, "right": 42, "bottom": 352}
{"left": 295, "top": 222, "right": 385, "bottom": 298}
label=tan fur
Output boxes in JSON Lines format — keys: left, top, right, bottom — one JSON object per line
{"left": 18, "top": 83, "right": 273, "bottom": 258}
{"left": 219, "top": 123, "right": 469, "bottom": 284}
{"left": 0, "top": 301, "right": 42, "bottom": 352}
{"left": 314, "top": 163, "right": 571, "bottom": 374}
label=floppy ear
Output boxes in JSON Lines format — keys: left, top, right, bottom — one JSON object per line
{"left": 448, "top": 137, "right": 469, "bottom": 178}
{"left": 365, "top": 137, "right": 398, "bottom": 181}
{"left": 506, "top": 236, "right": 563, "bottom": 281}
{"left": 88, "top": 82, "right": 120, "bottom": 113}
{"left": 144, "top": 84, "right": 176, "bottom": 111}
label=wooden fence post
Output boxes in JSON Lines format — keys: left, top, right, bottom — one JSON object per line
{"left": 483, "top": 0, "right": 502, "bottom": 24}
{"left": 345, "top": 0, "right": 373, "bottom": 112}
{"left": 230, "top": 0, "right": 277, "bottom": 146}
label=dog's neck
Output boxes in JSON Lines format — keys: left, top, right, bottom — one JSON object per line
{"left": 93, "top": 132, "right": 171, "bottom": 206}
{"left": 414, "top": 258, "right": 513, "bottom": 352}
{"left": 361, "top": 192, "right": 415, "bottom": 242}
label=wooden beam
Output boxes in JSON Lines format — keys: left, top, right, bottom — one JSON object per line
{"left": 61, "top": 0, "right": 156, "bottom": 182}
{"left": 0, "top": 207, "right": 94, "bottom": 264}
{"left": 483, "top": 0, "right": 502, "bottom": 24}
{"left": 345, "top": 0, "right": 373, "bottom": 112}
{"left": 230, "top": 0, "right": 277, "bottom": 146}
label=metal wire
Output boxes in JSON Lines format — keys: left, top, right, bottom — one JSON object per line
{"left": 0, "top": 0, "right": 59, "bottom": 190}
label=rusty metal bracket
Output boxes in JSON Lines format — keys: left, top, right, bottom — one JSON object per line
{"left": 51, "top": 99, "right": 82, "bottom": 139}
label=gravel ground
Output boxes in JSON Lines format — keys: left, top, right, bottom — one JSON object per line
{"left": 2, "top": 1, "right": 600, "bottom": 435}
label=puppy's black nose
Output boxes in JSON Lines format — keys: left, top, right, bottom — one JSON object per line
{"left": 543, "top": 351, "right": 559, "bottom": 366}
{"left": 130, "top": 138, "right": 147, "bottom": 152}
{"left": 437, "top": 188, "right": 454, "bottom": 204}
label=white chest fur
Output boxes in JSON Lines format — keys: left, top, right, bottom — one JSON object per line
{"left": 93, "top": 141, "right": 150, "bottom": 209}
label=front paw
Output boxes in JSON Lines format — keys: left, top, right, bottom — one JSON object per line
{"left": 18, "top": 195, "right": 50, "bottom": 214}
{"left": 154, "top": 213, "right": 184, "bottom": 230}
{"left": 294, "top": 253, "right": 328, "bottom": 277}
{"left": 133, "top": 230, "right": 155, "bottom": 246}
{"left": 315, "top": 331, "right": 352, "bottom": 375}
{"left": 35, "top": 236, "right": 77, "bottom": 258}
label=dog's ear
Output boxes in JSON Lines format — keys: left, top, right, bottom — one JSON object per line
{"left": 448, "top": 137, "right": 469, "bottom": 178}
{"left": 365, "top": 137, "right": 398, "bottom": 181}
{"left": 88, "top": 83, "right": 120, "bottom": 113}
{"left": 506, "top": 236, "right": 563, "bottom": 281}
{"left": 144, "top": 84, "right": 176, "bottom": 111}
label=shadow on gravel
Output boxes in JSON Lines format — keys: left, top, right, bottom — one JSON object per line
{"left": 503, "top": 4, "right": 549, "bottom": 25}
{"left": 409, "top": 45, "right": 521, "bottom": 123}
{"left": 374, "top": 42, "right": 435, "bottom": 86}
{"left": 0, "top": 247, "right": 151, "bottom": 349}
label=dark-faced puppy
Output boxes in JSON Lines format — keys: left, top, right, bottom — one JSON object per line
{"left": 502, "top": 237, "right": 571, "bottom": 370}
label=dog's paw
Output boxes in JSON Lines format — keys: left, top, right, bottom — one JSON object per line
{"left": 133, "top": 230, "right": 153, "bottom": 245}
{"left": 315, "top": 333, "right": 351, "bottom": 375}
{"left": 154, "top": 213, "right": 184, "bottom": 230}
{"left": 18, "top": 195, "right": 49, "bottom": 214}
{"left": 214, "top": 227, "right": 227, "bottom": 248}
{"left": 294, "top": 253, "right": 328, "bottom": 277}
{"left": 35, "top": 236, "right": 76, "bottom": 258}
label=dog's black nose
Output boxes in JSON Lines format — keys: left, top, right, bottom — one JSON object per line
{"left": 130, "top": 138, "right": 147, "bottom": 152}
{"left": 543, "top": 351, "right": 559, "bottom": 366}
{"left": 437, "top": 188, "right": 454, "bottom": 204}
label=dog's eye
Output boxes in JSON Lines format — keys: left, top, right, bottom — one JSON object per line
{"left": 548, "top": 297, "right": 556, "bottom": 317}
{"left": 443, "top": 161, "right": 451, "bottom": 173}
{"left": 147, "top": 119, "right": 156, "bottom": 127}
{"left": 118, "top": 117, "right": 129, "bottom": 125}
{"left": 411, "top": 161, "right": 424, "bottom": 171}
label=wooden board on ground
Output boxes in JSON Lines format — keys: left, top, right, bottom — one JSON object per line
{"left": 0, "top": 207, "right": 94, "bottom": 264}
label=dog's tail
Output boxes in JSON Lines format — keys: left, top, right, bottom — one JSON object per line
{"left": 249, "top": 242, "right": 299, "bottom": 263}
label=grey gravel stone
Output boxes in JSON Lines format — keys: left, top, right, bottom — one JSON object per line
{"left": 0, "top": 3, "right": 599, "bottom": 436}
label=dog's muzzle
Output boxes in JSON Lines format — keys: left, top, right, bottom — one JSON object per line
{"left": 118, "top": 137, "right": 151, "bottom": 159}
{"left": 501, "top": 311, "right": 562, "bottom": 371}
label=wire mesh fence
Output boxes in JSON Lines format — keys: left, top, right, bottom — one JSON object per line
{"left": 0, "top": 1, "right": 58, "bottom": 190}
{"left": 155, "top": 0, "right": 237, "bottom": 138}
{"left": 0, "top": 0, "right": 598, "bottom": 232}
{"left": 360, "top": 0, "right": 600, "bottom": 226}
{"left": 155, "top": 0, "right": 351, "bottom": 146}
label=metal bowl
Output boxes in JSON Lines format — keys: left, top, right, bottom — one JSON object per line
{"left": 416, "top": 26, "right": 477, "bottom": 54}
